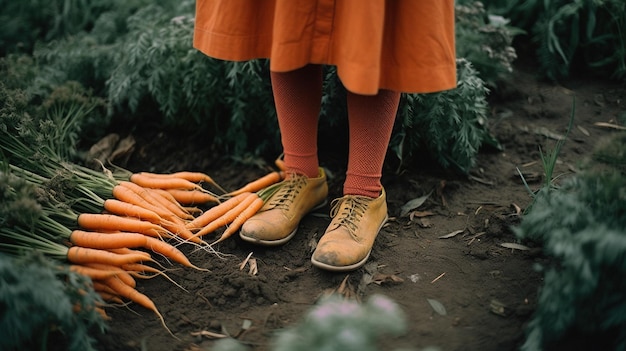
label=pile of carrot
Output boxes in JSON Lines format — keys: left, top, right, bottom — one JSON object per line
{"left": 184, "top": 158, "right": 287, "bottom": 245}
{"left": 1, "top": 154, "right": 287, "bottom": 336}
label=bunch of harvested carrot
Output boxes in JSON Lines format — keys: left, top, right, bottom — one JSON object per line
{"left": 185, "top": 167, "right": 287, "bottom": 245}
{"left": 0, "top": 169, "right": 216, "bottom": 337}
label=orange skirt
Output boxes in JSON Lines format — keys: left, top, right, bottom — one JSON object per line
{"left": 193, "top": 0, "right": 457, "bottom": 95}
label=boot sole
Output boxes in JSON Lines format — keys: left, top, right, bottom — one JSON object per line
{"left": 311, "top": 214, "right": 389, "bottom": 272}
{"left": 239, "top": 198, "right": 328, "bottom": 246}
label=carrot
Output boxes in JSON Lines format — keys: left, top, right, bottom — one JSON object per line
{"left": 121, "top": 262, "right": 186, "bottom": 289}
{"left": 96, "top": 291, "right": 125, "bottom": 305}
{"left": 136, "top": 171, "right": 227, "bottom": 194}
{"left": 159, "top": 218, "right": 204, "bottom": 245}
{"left": 92, "top": 281, "right": 119, "bottom": 296}
{"left": 146, "top": 189, "right": 194, "bottom": 220}
{"left": 114, "top": 182, "right": 180, "bottom": 218}
{"left": 70, "top": 264, "right": 120, "bottom": 280}
{"left": 192, "top": 192, "right": 259, "bottom": 238}
{"left": 66, "top": 246, "right": 149, "bottom": 266}
{"left": 105, "top": 247, "right": 152, "bottom": 260}
{"left": 69, "top": 230, "right": 148, "bottom": 250}
{"left": 129, "top": 173, "right": 204, "bottom": 191}
{"left": 228, "top": 171, "right": 284, "bottom": 196}
{"left": 165, "top": 189, "right": 219, "bottom": 205}
{"left": 102, "top": 276, "right": 176, "bottom": 338}
{"left": 85, "top": 262, "right": 137, "bottom": 288}
{"left": 142, "top": 236, "right": 208, "bottom": 271}
{"left": 275, "top": 158, "right": 288, "bottom": 172}
{"left": 212, "top": 194, "right": 264, "bottom": 245}
{"left": 185, "top": 192, "right": 252, "bottom": 230}
{"left": 102, "top": 198, "right": 163, "bottom": 224}
{"left": 77, "top": 213, "right": 171, "bottom": 238}
{"left": 135, "top": 171, "right": 212, "bottom": 183}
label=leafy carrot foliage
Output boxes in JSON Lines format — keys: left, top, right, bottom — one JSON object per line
{"left": 0, "top": 252, "right": 107, "bottom": 351}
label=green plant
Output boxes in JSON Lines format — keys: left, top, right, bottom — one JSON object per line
{"left": 455, "top": 1, "right": 524, "bottom": 86}
{"left": 391, "top": 58, "right": 495, "bottom": 173}
{"left": 0, "top": 252, "right": 107, "bottom": 351}
{"left": 481, "top": 0, "right": 626, "bottom": 81}
{"left": 212, "top": 294, "right": 438, "bottom": 351}
{"left": 517, "top": 99, "right": 576, "bottom": 213}
{"left": 514, "top": 133, "right": 626, "bottom": 350}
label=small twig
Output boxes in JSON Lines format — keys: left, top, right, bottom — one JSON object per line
{"left": 431, "top": 272, "right": 446, "bottom": 284}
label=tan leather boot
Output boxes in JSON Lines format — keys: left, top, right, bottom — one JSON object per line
{"left": 311, "top": 189, "right": 388, "bottom": 271}
{"left": 239, "top": 168, "right": 328, "bottom": 245}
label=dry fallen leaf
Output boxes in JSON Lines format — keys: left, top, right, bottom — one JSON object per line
{"left": 439, "top": 229, "right": 465, "bottom": 239}
{"left": 109, "top": 134, "right": 136, "bottom": 164}
{"left": 86, "top": 133, "right": 119, "bottom": 168}
{"left": 426, "top": 298, "right": 447, "bottom": 316}
{"left": 500, "top": 242, "right": 531, "bottom": 251}
{"left": 190, "top": 330, "right": 228, "bottom": 339}
{"left": 400, "top": 191, "right": 433, "bottom": 217}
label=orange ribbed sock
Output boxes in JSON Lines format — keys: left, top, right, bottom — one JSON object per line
{"left": 270, "top": 65, "right": 323, "bottom": 178}
{"left": 344, "top": 89, "right": 401, "bottom": 198}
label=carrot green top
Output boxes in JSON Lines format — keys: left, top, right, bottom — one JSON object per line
{"left": 193, "top": 0, "right": 457, "bottom": 95}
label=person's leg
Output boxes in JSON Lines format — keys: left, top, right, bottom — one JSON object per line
{"left": 240, "top": 64, "right": 328, "bottom": 245}
{"left": 344, "top": 89, "right": 400, "bottom": 197}
{"left": 312, "top": 89, "right": 400, "bottom": 271}
{"left": 271, "top": 64, "right": 323, "bottom": 178}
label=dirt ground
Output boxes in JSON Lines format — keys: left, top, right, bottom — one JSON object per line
{"left": 93, "top": 57, "right": 625, "bottom": 351}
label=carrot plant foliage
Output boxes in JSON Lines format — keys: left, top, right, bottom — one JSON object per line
{"left": 0, "top": 0, "right": 517, "bottom": 173}
{"left": 0, "top": 252, "right": 107, "bottom": 351}
{"left": 479, "top": 0, "right": 626, "bottom": 81}
{"left": 514, "top": 134, "right": 626, "bottom": 350}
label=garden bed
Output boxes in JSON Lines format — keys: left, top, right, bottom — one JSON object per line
{"left": 92, "top": 59, "right": 625, "bottom": 351}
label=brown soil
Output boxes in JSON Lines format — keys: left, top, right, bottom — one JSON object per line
{"left": 93, "top": 59, "right": 625, "bottom": 351}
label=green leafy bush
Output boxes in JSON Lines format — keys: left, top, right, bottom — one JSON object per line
{"left": 455, "top": 1, "right": 523, "bottom": 87}
{"left": 392, "top": 59, "right": 495, "bottom": 173}
{"left": 213, "top": 294, "right": 438, "bottom": 351}
{"left": 514, "top": 133, "right": 626, "bottom": 350}
{"left": 2, "top": 0, "right": 514, "bottom": 173}
{"left": 481, "top": 0, "right": 626, "bottom": 81}
{"left": 0, "top": 252, "right": 107, "bottom": 351}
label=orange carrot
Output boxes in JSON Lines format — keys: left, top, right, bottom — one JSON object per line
{"left": 69, "top": 230, "right": 148, "bottom": 250}
{"left": 212, "top": 194, "right": 264, "bottom": 245}
{"left": 92, "top": 281, "right": 118, "bottom": 296}
{"left": 143, "top": 236, "right": 208, "bottom": 271}
{"left": 164, "top": 189, "right": 219, "bottom": 205}
{"left": 85, "top": 263, "right": 137, "bottom": 288}
{"left": 96, "top": 291, "right": 125, "bottom": 305}
{"left": 136, "top": 171, "right": 227, "bottom": 194}
{"left": 69, "top": 264, "right": 120, "bottom": 280}
{"left": 275, "top": 158, "right": 287, "bottom": 172}
{"left": 102, "top": 198, "right": 163, "bottom": 224}
{"left": 66, "top": 246, "right": 149, "bottom": 266}
{"left": 136, "top": 171, "right": 218, "bottom": 185}
{"left": 228, "top": 171, "right": 284, "bottom": 196}
{"left": 115, "top": 182, "right": 180, "bottom": 218}
{"left": 192, "top": 192, "right": 259, "bottom": 238}
{"left": 102, "top": 276, "right": 176, "bottom": 338}
{"left": 185, "top": 192, "right": 252, "bottom": 230}
{"left": 146, "top": 189, "right": 194, "bottom": 220}
{"left": 159, "top": 217, "right": 204, "bottom": 245}
{"left": 129, "top": 173, "right": 204, "bottom": 191}
{"left": 105, "top": 247, "right": 152, "bottom": 260}
{"left": 121, "top": 263, "right": 184, "bottom": 287}
{"left": 77, "top": 213, "right": 170, "bottom": 238}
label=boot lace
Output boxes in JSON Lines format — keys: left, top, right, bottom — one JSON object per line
{"left": 264, "top": 173, "right": 308, "bottom": 211}
{"left": 328, "top": 195, "right": 371, "bottom": 241}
